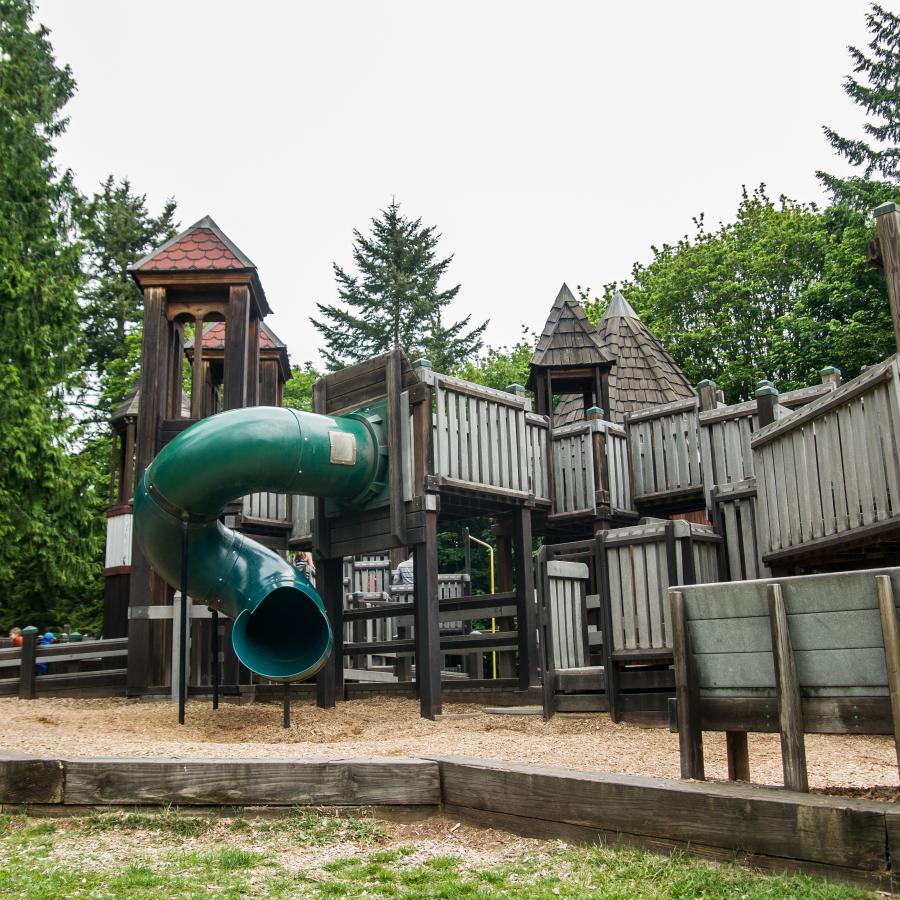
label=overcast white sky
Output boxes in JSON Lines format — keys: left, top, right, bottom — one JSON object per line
{"left": 38, "top": 1, "right": 873, "bottom": 367}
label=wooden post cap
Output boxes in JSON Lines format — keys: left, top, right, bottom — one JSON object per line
{"left": 874, "top": 201, "right": 898, "bottom": 217}
{"left": 69, "top": 632, "right": 83, "bottom": 642}
{"left": 412, "top": 358, "right": 432, "bottom": 369}
{"left": 755, "top": 384, "right": 778, "bottom": 398}
{"left": 586, "top": 406, "right": 605, "bottom": 419}
{"left": 819, "top": 366, "right": 841, "bottom": 376}
{"left": 506, "top": 383, "right": 526, "bottom": 395}
{"left": 696, "top": 379, "right": 716, "bottom": 390}
{"left": 22, "top": 626, "right": 38, "bottom": 635}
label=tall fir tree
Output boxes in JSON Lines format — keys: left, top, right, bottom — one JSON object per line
{"left": 0, "top": 0, "right": 103, "bottom": 631}
{"left": 79, "top": 176, "right": 177, "bottom": 423}
{"left": 817, "top": 3, "right": 900, "bottom": 209}
{"left": 312, "top": 200, "right": 486, "bottom": 371}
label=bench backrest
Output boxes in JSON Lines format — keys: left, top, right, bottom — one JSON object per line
{"left": 677, "top": 567, "right": 900, "bottom": 699}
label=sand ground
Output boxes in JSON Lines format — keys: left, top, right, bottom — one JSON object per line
{"left": 1, "top": 695, "right": 896, "bottom": 796}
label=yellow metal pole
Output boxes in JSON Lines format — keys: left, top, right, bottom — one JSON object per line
{"left": 466, "top": 534, "right": 496, "bottom": 679}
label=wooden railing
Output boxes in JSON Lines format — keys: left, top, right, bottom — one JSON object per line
{"left": 550, "top": 418, "right": 630, "bottom": 516}
{"left": 427, "top": 373, "right": 549, "bottom": 501}
{"left": 599, "top": 519, "right": 721, "bottom": 654}
{"left": 751, "top": 356, "right": 900, "bottom": 561}
{"left": 525, "top": 412, "right": 551, "bottom": 502}
{"left": 242, "top": 491, "right": 290, "bottom": 523}
{"left": 626, "top": 398, "right": 702, "bottom": 502}
{"left": 0, "top": 637, "right": 128, "bottom": 698}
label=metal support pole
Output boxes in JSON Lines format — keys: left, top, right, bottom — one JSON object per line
{"left": 283, "top": 682, "right": 291, "bottom": 728}
{"left": 210, "top": 608, "right": 219, "bottom": 710}
{"left": 178, "top": 517, "right": 190, "bottom": 725}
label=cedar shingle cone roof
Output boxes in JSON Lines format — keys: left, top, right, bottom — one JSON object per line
{"left": 528, "top": 283, "right": 614, "bottom": 375}
{"left": 554, "top": 291, "right": 695, "bottom": 426}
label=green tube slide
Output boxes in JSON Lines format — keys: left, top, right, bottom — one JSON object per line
{"left": 133, "top": 405, "right": 387, "bottom": 682}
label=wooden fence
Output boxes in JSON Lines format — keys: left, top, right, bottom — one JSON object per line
{"left": 242, "top": 491, "right": 290, "bottom": 524}
{"left": 712, "top": 479, "right": 769, "bottom": 581}
{"left": 627, "top": 398, "right": 703, "bottom": 503}
{"left": 751, "top": 357, "right": 900, "bottom": 562}
{"left": 0, "top": 636, "right": 127, "bottom": 698}
{"left": 550, "top": 418, "right": 630, "bottom": 517}
{"left": 428, "top": 372, "right": 550, "bottom": 502}
{"left": 600, "top": 519, "right": 721, "bottom": 655}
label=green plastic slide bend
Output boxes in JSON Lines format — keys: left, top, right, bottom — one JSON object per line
{"left": 133, "top": 406, "right": 386, "bottom": 682}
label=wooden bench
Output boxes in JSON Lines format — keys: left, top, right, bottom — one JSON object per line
{"left": 669, "top": 567, "right": 900, "bottom": 791}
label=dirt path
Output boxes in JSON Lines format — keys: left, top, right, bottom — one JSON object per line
{"left": 1, "top": 695, "right": 896, "bottom": 793}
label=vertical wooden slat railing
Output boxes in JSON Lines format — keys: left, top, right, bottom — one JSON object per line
{"left": 425, "top": 372, "right": 547, "bottom": 501}
{"left": 626, "top": 398, "right": 702, "bottom": 502}
{"left": 549, "top": 419, "right": 631, "bottom": 516}
{"left": 751, "top": 356, "right": 900, "bottom": 561}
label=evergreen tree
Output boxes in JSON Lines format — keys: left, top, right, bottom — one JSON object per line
{"left": 80, "top": 177, "right": 177, "bottom": 422}
{"left": 0, "top": 0, "right": 103, "bottom": 631}
{"left": 817, "top": 3, "right": 900, "bottom": 209}
{"left": 312, "top": 200, "right": 486, "bottom": 371}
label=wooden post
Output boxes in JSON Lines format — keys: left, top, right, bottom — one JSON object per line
{"left": 414, "top": 510, "right": 441, "bottom": 719}
{"left": 670, "top": 590, "right": 704, "bottom": 779}
{"left": 536, "top": 547, "right": 556, "bottom": 719}
{"left": 876, "top": 575, "right": 900, "bottom": 775}
{"left": 696, "top": 379, "right": 718, "bottom": 412}
{"left": 493, "top": 521, "right": 516, "bottom": 679}
{"left": 755, "top": 382, "right": 779, "bottom": 429}
{"left": 245, "top": 315, "right": 260, "bottom": 407}
{"left": 387, "top": 348, "right": 406, "bottom": 545}
{"left": 282, "top": 682, "right": 291, "bottom": 729}
{"left": 587, "top": 407, "right": 609, "bottom": 508}
{"left": 178, "top": 519, "right": 189, "bottom": 725}
{"left": 512, "top": 507, "right": 538, "bottom": 689}
{"left": 767, "top": 583, "right": 808, "bottom": 792}
{"left": 223, "top": 284, "right": 249, "bottom": 410}
{"left": 210, "top": 608, "right": 219, "bottom": 710}
{"left": 725, "top": 732, "right": 750, "bottom": 782}
{"left": 122, "top": 420, "right": 135, "bottom": 503}
{"left": 316, "top": 557, "right": 344, "bottom": 709}
{"left": 19, "top": 628, "right": 38, "bottom": 700}
{"left": 875, "top": 202, "right": 900, "bottom": 353}
{"left": 311, "top": 379, "right": 331, "bottom": 558}
{"left": 190, "top": 316, "right": 204, "bottom": 419}
{"left": 595, "top": 532, "right": 620, "bottom": 722}
{"left": 820, "top": 366, "right": 842, "bottom": 390}
{"left": 127, "top": 286, "right": 167, "bottom": 697}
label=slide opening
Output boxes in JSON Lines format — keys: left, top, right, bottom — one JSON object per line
{"left": 232, "top": 586, "right": 332, "bottom": 681}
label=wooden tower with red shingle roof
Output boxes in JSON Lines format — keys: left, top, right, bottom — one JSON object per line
{"left": 120, "top": 215, "right": 279, "bottom": 694}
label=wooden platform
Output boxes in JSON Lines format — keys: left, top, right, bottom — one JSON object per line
{"left": 1, "top": 752, "right": 897, "bottom": 889}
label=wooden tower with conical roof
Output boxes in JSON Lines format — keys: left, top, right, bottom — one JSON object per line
{"left": 527, "top": 284, "right": 614, "bottom": 420}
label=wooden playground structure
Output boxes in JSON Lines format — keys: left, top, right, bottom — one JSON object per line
{"left": 5, "top": 204, "right": 900, "bottom": 735}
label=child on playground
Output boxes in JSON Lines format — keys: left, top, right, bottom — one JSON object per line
{"left": 8, "top": 627, "right": 22, "bottom": 647}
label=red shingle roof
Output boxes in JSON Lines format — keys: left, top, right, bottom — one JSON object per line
{"left": 140, "top": 228, "right": 243, "bottom": 271}
{"left": 184, "top": 321, "right": 286, "bottom": 351}
{"left": 130, "top": 215, "right": 256, "bottom": 273}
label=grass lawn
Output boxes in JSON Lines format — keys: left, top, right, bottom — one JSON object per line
{"left": 0, "top": 807, "right": 877, "bottom": 899}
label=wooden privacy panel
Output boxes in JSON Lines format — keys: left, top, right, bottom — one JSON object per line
{"left": 680, "top": 567, "right": 900, "bottom": 700}
{"left": 713, "top": 480, "right": 770, "bottom": 581}
{"left": 428, "top": 373, "right": 539, "bottom": 499}
{"left": 627, "top": 398, "right": 702, "bottom": 499}
{"left": 550, "top": 419, "right": 630, "bottom": 515}
{"left": 551, "top": 424, "right": 596, "bottom": 515}
{"left": 242, "top": 491, "right": 289, "bottom": 523}
{"left": 699, "top": 402, "right": 758, "bottom": 508}
{"left": 604, "top": 520, "right": 720, "bottom": 653}
{"left": 545, "top": 560, "right": 590, "bottom": 669}
{"left": 752, "top": 358, "right": 900, "bottom": 559}
{"left": 525, "top": 413, "right": 550, "bottom": 501}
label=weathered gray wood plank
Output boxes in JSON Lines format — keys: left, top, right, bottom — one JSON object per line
{"left": 63, "top": 758, "right": 440, "bottom": 806}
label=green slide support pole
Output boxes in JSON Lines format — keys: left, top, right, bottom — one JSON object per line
{"left": 133, "top": 406, "right": 387, "bottom": 683}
